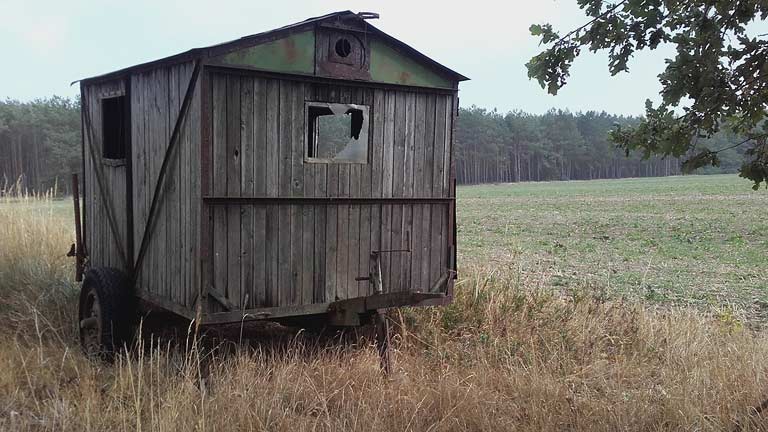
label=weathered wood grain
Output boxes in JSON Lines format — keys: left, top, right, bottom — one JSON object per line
{"left": 290, "top": 82, "right": 304, "bottom": 306}
{"left": 430, "top": 95, "right": 447, "bottom": 286}
{"left": 226, "top": 75, "right": 242, "bottom": 308}
{"left": 212, "top": 73, "right": 229, "bottom": 304}
{"left": 411, "top": 93, "right": 427, "bottom": 290}
{"left": 265, "top": 79, "right": 280, "bottom": 307}
{"left": 101, "top": 64, "right": 457, "bottom": 317}
{"left": 278, "top": 80, "right": 293, "bottom": 307}
{"left": 240, "top": 77, "right": 255, "bottom": 309}
{"left": 253, "top": 78, "right": 267, "bottom": 307}
{"left": 421, "top": 93, "right": 437, "bottom": 291}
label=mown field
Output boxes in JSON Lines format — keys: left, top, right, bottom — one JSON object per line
{"left": 459, "top": 174, "right": 768, "bottom": 320}
{"left": 1, "top": 174, "right": 768, "bottom": 431}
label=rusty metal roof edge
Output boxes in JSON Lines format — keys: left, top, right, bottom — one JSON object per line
{"left": 79, "top": 10, "right": 468, "bottom": 85}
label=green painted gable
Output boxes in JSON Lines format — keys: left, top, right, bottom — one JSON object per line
{"left": 369, "top": 39, "right": 453, "bottom": 89}
{"left": 210, "top": 29, "right": 456, "bottom": 89}
{"left": 213, "top": 31, "right": 315, "bottom": 75}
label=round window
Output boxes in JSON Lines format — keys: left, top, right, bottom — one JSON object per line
{"left": 334, "top": 38, "right": 352, "bottom": 58}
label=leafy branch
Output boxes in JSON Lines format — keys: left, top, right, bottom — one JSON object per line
{"left": 527, "top": 0, "right": 768, "bottom": 188}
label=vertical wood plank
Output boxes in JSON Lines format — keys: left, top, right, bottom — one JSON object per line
{"left": 402, "top": 92, "right": 416, "bottom": 292}
{"left": 253, "top": 78, "right": 268, "bottom": 307}
{"left": 226, "top": 76, "right": 242, "bottom": 308}
{"left": 336, "top": 87, "right": 351, "bottom": 299}
{"left": 130, "top": 74, "right": 144, "bottom": 266}
{"left": 323, "top": 85, "right": 339, "bottom": 302}
{"left": 158, "top": 68, "right": 169, "bottom": 299}
{"left": 278, "top": 81, "right": 292, "bottom": 306}
{"left": 368, "top": 89, "right": 385, "bottom": 295}
{"left": 411, "top": 92, "right": 427, "bottom": 290}
{"left": 311, "top": 85, "right": 328, "bottom": 302}
{"left": 297, "top": 83, "right": 313, "bottom": 305}
{"left": 430, "top": 94, "right": 447, "bottom": 287}
{"left": 178, "top": 63, "right": 193, "bottom": 306}
{"left": 241, "top": 76, "right": 255, "bottom": 309}
{"left": 357, "top": 88, "right": 373, "bottom": 297}
{"left": 380, "top": 90, "right": 396, "bottom": 292}
{"left": 199, "top": 69, "right": 211, "bottom": 310}
{"left": 265, "top": 79, "right": 280, "bottom": 307}
{"left": 390, "top": 91, "right": 406, "bottom": 292}
{"left": 290, "top": 82, "right": 304, "bottom": 306}
{"left": 443, "top": 94, "right": 453, "bottom": 198}
{"left": 176, "top": 66, "right": 188, "bottom": 305}
{"left": 421, "top": 94, "right": 437, "bottom": 292}
{"left": 443, "top": 94, "right": 455, "bottom": 274}
{"left": 168, "top": 65, "right": 181, "bottom": 305}
{"left": 188, "top": 66, "right": 201, "bottom": 307}
{"left": 447, "top": 93, "right": 457, "bottom": 274}
{"left": 212, "top": 74, "right": 228, "bottom": 303}
{"left": 141, "top": 73, "right": 152, "bottom": 293}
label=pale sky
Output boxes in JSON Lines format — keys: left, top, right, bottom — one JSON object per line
{"left": 2, "top": 0, "right": 681, "bottom": 115}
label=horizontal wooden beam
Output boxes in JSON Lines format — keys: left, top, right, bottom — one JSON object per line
{"left": 202, "top": 196, "right": 454, "bottom": 205}
{"left": 202, "top": 303, "right": 332, "bottom": 326}
{"left": 200, "top": 291, "right": 447, "bottom": 326}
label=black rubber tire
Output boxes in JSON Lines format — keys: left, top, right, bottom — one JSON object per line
{"left": 78, "top": 267, "right": 135, "bottom": 361}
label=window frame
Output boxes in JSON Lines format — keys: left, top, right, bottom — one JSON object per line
{"left": 304, "top": 101, "right": 370, "bottom": 164}
{"left": 100, "top": 94, "right": 128, "bottom": 165}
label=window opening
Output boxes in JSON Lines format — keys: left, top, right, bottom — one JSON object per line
{"left": 335, "top": 38, "right": 352, "bottom": 58}
{"left": 306, "top": 102, "right": 369, "bottom": 163}
{"left": 102, "top": 96, "right": 127, "bottom": 160}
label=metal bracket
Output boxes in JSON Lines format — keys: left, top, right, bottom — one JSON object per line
{"left": 356, "top": 232, "right": 412, "bottom": 294}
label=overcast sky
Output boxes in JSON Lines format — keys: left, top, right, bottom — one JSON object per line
{"left": 3, "top": 0, "right": 682, "bottom": 115}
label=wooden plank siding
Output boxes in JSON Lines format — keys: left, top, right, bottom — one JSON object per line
{"left": 127, "top": 61, "right": 200, "bottom": 308}
{"left": 207, "top": 70, "right": 454, "bottom": 309}
{"left": 85, "top": 64, "right": 453, "bottom": 318}
{"left": 82, "top": 79, "right": 129, "bottom": 272}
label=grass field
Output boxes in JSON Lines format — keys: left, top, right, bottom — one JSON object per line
{"left": 459, "top": 174, "right": 768, "bottom": 320}
{"left": 1, "top": 174, "right": 768, "bottom": 431}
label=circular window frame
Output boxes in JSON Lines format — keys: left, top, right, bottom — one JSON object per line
{"left": 334, "top": 38, "right": 352, "bottom": 58}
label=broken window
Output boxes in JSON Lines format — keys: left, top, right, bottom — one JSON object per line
{"left": 306, "top": 102, "right": 369, "bottom": 163}
{"left": 102, "top": 95, "right": 127, "bottom": 160}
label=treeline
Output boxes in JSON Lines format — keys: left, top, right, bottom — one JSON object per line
{"left": 0, "top": 97, "right": 81, "bottom": 194}
{"left": 454, "top": 107, "right": 747, "bottom": 184}
{"left": 0, "top": 98, "right": 749, "bottom": 193}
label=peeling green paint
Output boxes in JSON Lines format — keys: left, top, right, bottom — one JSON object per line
{"left": 212, "top": 30, "right": 454, "bottom": 89}
{"left": 214, "top": 31, "right": 315, "bottom": 75}
{"left": 369, "top": 39, "right": 453, "bottom": 89}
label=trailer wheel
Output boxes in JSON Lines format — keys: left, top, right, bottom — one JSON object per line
{"left": 78, "top": 267, "right": 134, "bottom": 361}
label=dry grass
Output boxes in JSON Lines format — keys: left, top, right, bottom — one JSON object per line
{"left": 2, "top": 184, "right": 768, "bottom": 431}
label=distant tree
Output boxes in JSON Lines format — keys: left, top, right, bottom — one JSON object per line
{"left": 454, "top": 106, "right": 688, "bottom": 184}
{"left": 527, "top": 0, "right": 768, "bottom": 189}
{"left": 0, "top": 97, "right": 80, "bottom": 193}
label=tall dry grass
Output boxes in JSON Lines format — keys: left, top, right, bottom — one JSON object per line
{"left": 0, "top": 188, "right": 78, "bottom": 342}
{"left": 1, "top": 194, "right": 767, "bottom": 431}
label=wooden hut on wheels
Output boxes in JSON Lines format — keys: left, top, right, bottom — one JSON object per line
{"left": 73, "top": 11, "right": 468, "bottom": 361}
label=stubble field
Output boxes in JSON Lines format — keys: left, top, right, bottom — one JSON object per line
{"left": 1, "top": 174, "right": 767, "bottom": 431}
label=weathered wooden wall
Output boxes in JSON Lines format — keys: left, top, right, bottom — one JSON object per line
{"left": 82, "top": 80, "right": 130, "bottom": 272}
{"left": 130, "top": 61, "right": 201, "bottom": 309}
{"left": 206, "top": 71, "right": 455, "bottom": 310}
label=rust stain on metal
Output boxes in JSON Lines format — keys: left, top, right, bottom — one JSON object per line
{"left": 398, "top": 71, "right": 411, "bottom": 84}
{"left": 283, "top": 38, "right": 297, "bottom": 63}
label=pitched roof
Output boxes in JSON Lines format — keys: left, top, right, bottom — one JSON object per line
{"left": 80, "top": 11, "right": 468, "bottom": 84}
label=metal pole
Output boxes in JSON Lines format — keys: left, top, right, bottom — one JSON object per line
{"left": 72, "top": 173, "right": 84, "bottom": 282}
